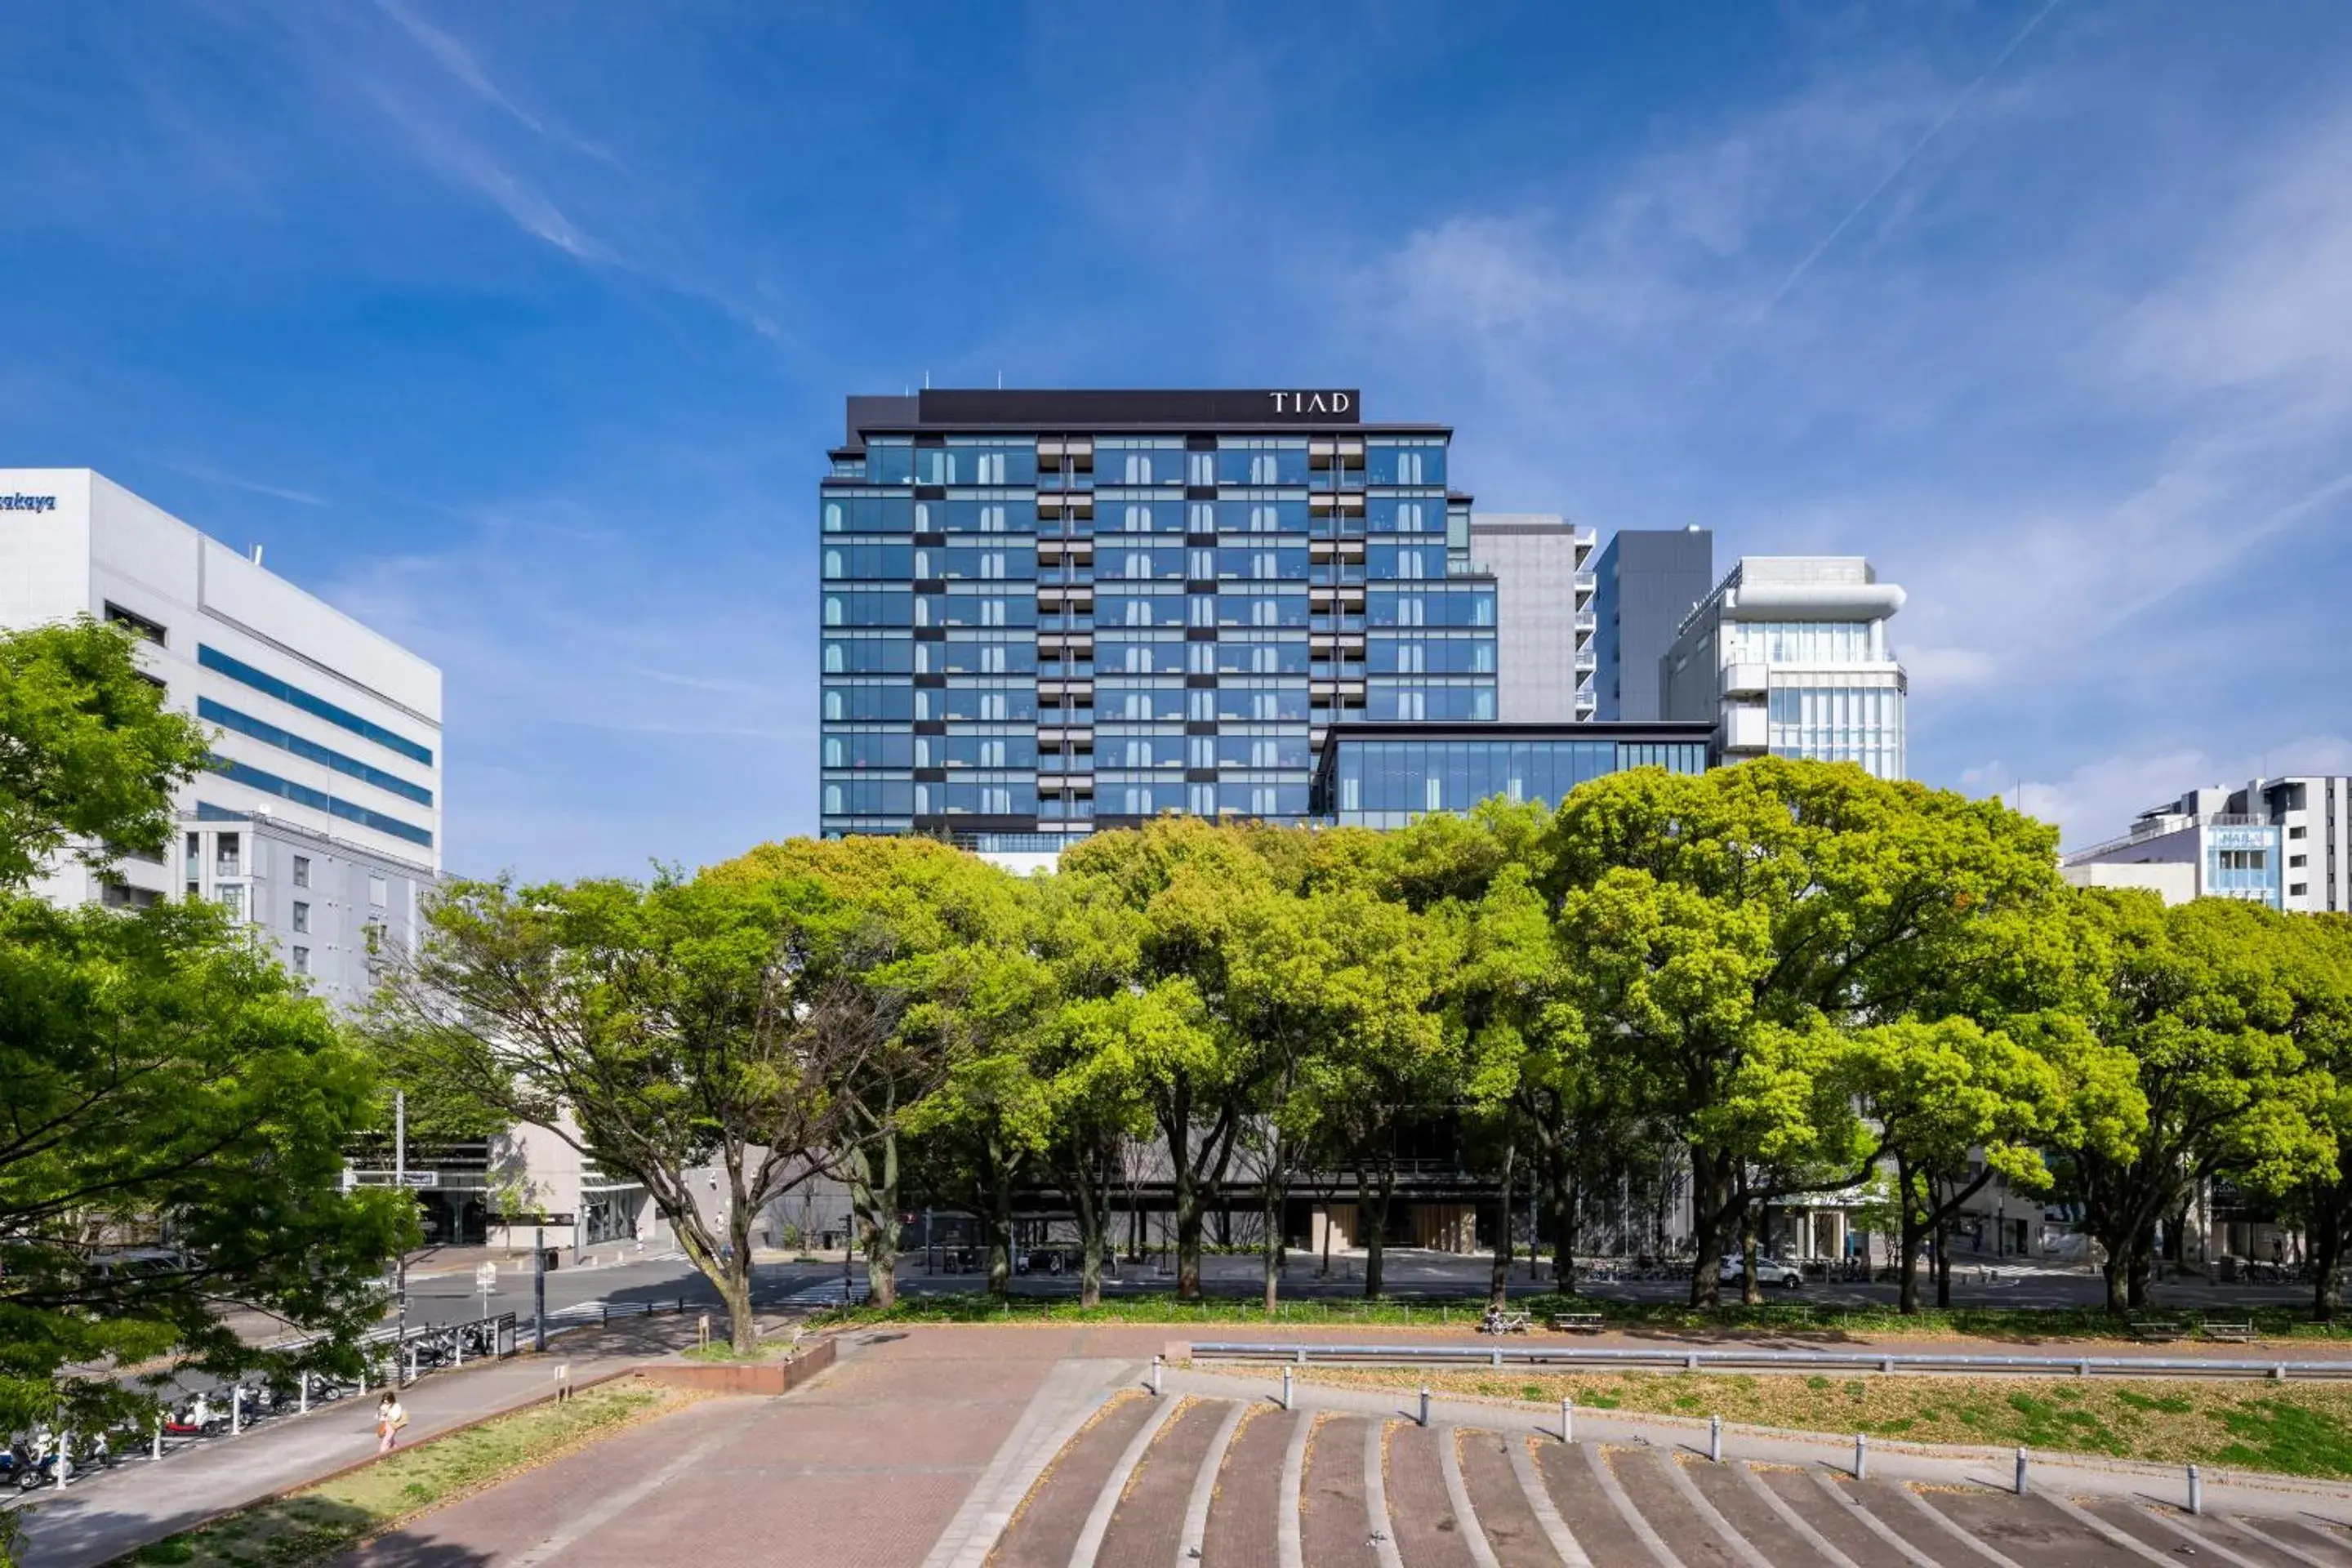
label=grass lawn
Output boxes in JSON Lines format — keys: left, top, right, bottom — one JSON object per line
{"left": 816, "top": 1289, "right": 2352, "bottom": 1343}
{"left": 1292, "top": 1365, "right": 2352, "bottom": 1478}
{"left": 124, "top": 1376, "right": 702, "bottom": 1567}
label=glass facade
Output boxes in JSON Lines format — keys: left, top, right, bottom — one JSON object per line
{"left": 1313, "top": 730, "right": 1709, "bottom": 829}
{"left": 2205, "top": 826, "right": 2282, "bottom": 907}
{"left": 1764, "top": 681, "right": 1904, "bottom": 779}
{"left": 819, "top": 393, "right": 1496, "bottom": 840}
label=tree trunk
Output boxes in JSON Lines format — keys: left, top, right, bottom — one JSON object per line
{"left": 1934, "top": 1211, "right": 1953, "bottom": 1310}
{"left": 1689, "top": 1143, "right": 1726, "bottom": 1308}
{"left": 987, "top": 1155, "right": 1014, "bottom": 1298}
{"left": 2313, "top": 1196, "right": 2345, "bottom": 1323}
{"left": 844, "top": 1136, "right": 901, "bottom": 1312}
{"left": 2126, "top": 1216, "right": 2156, "bottom": 1311}
{"left": 1262, "top": 1135, "right": 1285, "bottom": 1316}
{"left": 1489, "top": 1138, "right": 1517, "bottom": 1311}
{"left": 1554, "top": 1165, "right": 1580, "bottom": 1298}
{"left": 2100, "top": 1238, "right": 2129, "bottom": 1314}
{"left": 1896, "top": 1163, "right": 1923, "bottom": 1315}
{"left": 1360, "top": 1159, "right": 1396, "bottom": 1300}
{"left": 1740, "top": 1208, "right": 1763, "bottom": 1307}
{"left": 1168, "top": 1096, "right": 1204, "bottom": 1301}
{"left": 720, "top": 1258, "right": 757, "bottom": 1352}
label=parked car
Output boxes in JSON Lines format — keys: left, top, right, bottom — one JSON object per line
{"left": 1717, "top": 1254, "right": 1803, "bottom": 1288}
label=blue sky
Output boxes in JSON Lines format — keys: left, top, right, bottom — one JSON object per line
{"left": 6, "top": 1, "right": 2350, "bottom": 877}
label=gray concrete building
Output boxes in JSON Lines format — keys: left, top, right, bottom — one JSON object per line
{"left": 1467, "top": 513, "right": 1596, "bottom": 723}
{"left": 1592, "top": 527, "right": 1712, "bottom": 721}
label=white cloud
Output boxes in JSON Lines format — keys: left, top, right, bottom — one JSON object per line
{"left": 1970, "top": 735, "right": 2352, "bottom": 853}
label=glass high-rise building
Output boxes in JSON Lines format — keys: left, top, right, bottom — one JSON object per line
{"left": 819, "top": 390, "right": 1497, "bottom": 845}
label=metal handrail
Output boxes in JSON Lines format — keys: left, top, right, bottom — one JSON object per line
{"left": 1186, "top": 1341, "right": 2352, "bottom": 1381}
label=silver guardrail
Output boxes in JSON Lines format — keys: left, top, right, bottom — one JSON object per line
{"left": 1186, "top": 1341, "right": 2352, "bottom": 1381}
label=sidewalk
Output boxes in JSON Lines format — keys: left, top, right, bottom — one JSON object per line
{"left": 8, "top": 1314, "right": 716, "bottom": 1568}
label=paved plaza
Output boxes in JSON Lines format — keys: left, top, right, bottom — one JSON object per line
{"left": 287, "top": 1325, "right": 2352, "bottom": 1567}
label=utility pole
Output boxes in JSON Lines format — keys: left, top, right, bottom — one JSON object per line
{"left": 533, "top": 1223, "right": 547, "bottom": 1352}
{"left": 394, "top": 1089, "right": 408, "bottom": 1379}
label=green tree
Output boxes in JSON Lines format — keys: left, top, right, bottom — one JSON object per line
{"left": 0, "top": 618, "right": 209, "bottom": 888}
{"left": 2065, "top": 891, "right": 2336, "bottom": 1312}
{"left": 0, "top": 619, "right": 408, "bottom": 1432}
{"left": 1548, "top": 760, "right": 2062, "bottom": 1307}
{"left": 719, "top": 836, "right": 1027, "bottom": 1307}
{"left": 1843, "top": 1017, "right": 2075, "bottom": 1312}
{"left": 372, "top": 869, "right": 863, "bottom": 1350}
{"left": 1059, "top": 819, "right": 1273, "bottom": 1299}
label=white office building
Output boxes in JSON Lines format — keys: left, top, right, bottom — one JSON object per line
{"left": 1468, "top": 514, "right": 1598, "bottom": 722}
{"left": 2061, "top": 777, "right": 2350, "bottom": 912}
{"left": 1660, "top": 556, "right": 1908, "bottom": 778}
{"left": 0, "top": 469, "right": 442, "bottom": 1012}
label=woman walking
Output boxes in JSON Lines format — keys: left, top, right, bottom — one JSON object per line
{"left": 376, "top": 1392, "right": 408, "bottom": 1454}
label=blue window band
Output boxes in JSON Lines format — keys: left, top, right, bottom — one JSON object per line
{"left": 198, "top": 698, "right": 434, "bottom": 807}
{"left": 198, "top": 645, "right": 434, "bottom": 766}
{"left": 207, "top": 757, "right": 435, "bottom": 849}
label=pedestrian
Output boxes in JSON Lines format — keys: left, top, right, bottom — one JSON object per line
{"left": 376, "top": 1392, "right": 408, "bottom": 1455}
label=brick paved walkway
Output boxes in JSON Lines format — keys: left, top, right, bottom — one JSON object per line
{"left": 336, "top": 1325, "right": 1162, "bottom": 1568}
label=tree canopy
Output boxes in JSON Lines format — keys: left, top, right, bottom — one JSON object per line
{"left": 0, "top": 619, "right": 408, "bottom": 1431}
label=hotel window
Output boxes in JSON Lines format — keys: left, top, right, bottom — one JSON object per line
{"left": 292, "top": 946, "right": 310, "bottom": 975}
{"left": 292, "top": 901, "right": 310, "bottom": 934}
{"left": 292, "top": 854, "right": 310, "bottom": 888}
{"left": 369, "top": 874, "right": 388, "bottom": 908}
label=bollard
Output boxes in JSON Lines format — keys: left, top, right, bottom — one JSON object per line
{"left": 1561, "top": 1396, "right": 1574, "bottom": 1444}
{"left": 56, "top": 1432, "right": 69, "bottom": 1490}
{"left": 231, "top": 1387, "right": 242, "bottom": 1437}
{"left": 455, "top": 1330, "right": 464, "bottom": 1368}
{"left": 1419, "top": 1387, "right": 1431, "bottom": 1428}
{"left": 1151, "top": 1354, "right": 1163, "bottom": 1396}
{"left": 1709, "top": 1415, "right": 1722, "bottom": 1463}
{"left": 2187, "top": 1463, "right": 2202, "bottom": 1517}
{"left": 1283, "top": 1366, "right": 1294, "bottom": 1410}
{"left": 152, "top": 1419, "right": 163, "bottom": 1463}
{"left": 408, "top": 1345, "right": 418, "bottom": 1385}
{"left": 1854, "top": 1432, "right": 1868, "bottom": 1481}
{"left": 2015, "top": 1447, "right": 2029, "bottom": 1497}
{"left": 2273, "top": 1364, "right": 2287, "bottom": 1382}
{"left": 299, "top": 1372, "right": 310, "bottom": 1414}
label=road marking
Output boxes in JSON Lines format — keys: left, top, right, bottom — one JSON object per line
{"left": 1070, "top": 1394, "right": 1180, "bottom": 1568}
{"left": 1802, "top": 1473, "right": 1952, "bottom": 1568}
{"left": 1886, "top": 1481, "right": 2029, "bottom": 1568}
{"left": 1277, "top": 1410, "right": 1309, "bottom": 1568}
{"left": 1176, "top": 1400, "right": 1246, "bottom": 1568}
{"left": 1732, "top": 1465, "right": 1865, "bottom": 1568}
{"left": 1582, "top": 1445, "right": 1686, "bottom": 1568}
{"left": 1655, "top": 1453, "right": 1773, "bottom": 1568}
{"left": 1507, "top": 1434, "right": 1593, "bottom": 1568}
{"left": 1436, "top": 1427, "right": 1501, "bottom": 1568}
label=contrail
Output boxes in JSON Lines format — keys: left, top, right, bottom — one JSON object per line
{"left": 1688, "top": 0, "right": 2065, "bottom": 388}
